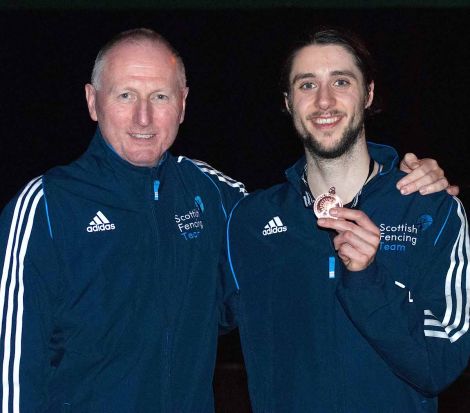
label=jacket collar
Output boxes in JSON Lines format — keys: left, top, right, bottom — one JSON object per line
{"left": 285, "top": 141, "right": 399, "bottom": 196}
{"left": 85, "top": 127, "right": 169, "bottom": 177}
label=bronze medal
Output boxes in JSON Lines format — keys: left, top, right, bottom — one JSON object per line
{"left": 313, "top": 187, "right": 343, "bottom": 219}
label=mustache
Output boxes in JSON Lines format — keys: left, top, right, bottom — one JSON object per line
{"left": 306, "top": 111, "right": 345, "bottom": 120}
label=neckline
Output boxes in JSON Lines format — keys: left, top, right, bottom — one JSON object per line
{"left": 301, "top": 157, "right": 376, "bottom": 209}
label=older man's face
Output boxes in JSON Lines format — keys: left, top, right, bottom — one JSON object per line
{"left": 85, "top": 41, "right": 188, "bottom": 167}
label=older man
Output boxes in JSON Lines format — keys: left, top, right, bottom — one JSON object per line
{"left": 226, "top": 28, "right": 469, "bottom": 412}
{"left": 0, "top": 28, "right": 457, "bottom": 412}
{"left": 0, "top": 29, "right": 246, "bottom": 412}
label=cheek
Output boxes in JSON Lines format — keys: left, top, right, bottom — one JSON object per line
{"left": 99, "top": 104, "right": 130, "bottom": 127}
{"left": 290, "top": 96, "right": 306, "bottom": 115}
{"left": 345, "top": 91, "right": 366, "bottom": 109}
{"left": 153, "top": 105, "right": 184, "bottom": 128}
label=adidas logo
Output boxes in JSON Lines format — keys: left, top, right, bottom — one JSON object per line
{"left": 86, "top": 211, "right": 116, "bottom": 233}
{"left": 262, "top": 216, "right": 287, "bottom": 236}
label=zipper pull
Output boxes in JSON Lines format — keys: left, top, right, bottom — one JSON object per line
{"left": 153, "top": 180, "right": 160, "bottom": 201}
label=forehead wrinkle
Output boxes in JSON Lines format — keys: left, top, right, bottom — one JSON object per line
{"left": 108, "top": 54, "right": 173, "bottom": 74}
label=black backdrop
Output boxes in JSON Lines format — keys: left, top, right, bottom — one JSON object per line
{"left": 1, "top": 7, "right": 469, "bottom": 412}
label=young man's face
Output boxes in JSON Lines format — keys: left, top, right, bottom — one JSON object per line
{"left": 286, "top": 44, "right": 374, "bottom": 159}
{"left": 85, "top": 41, "right": 188, "bottom": 167}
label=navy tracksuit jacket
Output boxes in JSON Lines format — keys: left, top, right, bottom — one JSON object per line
{"left": 0, "top": 130, "right": 245, "bottom": 412}
{"left": 226, "top": 143, "right": 470, "bottom": 412}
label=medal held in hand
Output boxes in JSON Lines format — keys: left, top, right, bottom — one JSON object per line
{"left": 313, "top": 187, "right": 343, "bottom": 219}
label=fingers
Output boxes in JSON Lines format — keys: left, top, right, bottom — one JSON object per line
{"left": 416, "top": 177, "right": 451, "bottom": 196}
{"left": 446, "top": 185, "right": 460, "bottom": 196}
{"left": 317, "top": 208, "right": 380, "bottom": 271}
{"left": 335, "top": 242, "right": 370, "bottom": 271}
{"left": 399, "top": 152, "right": 420, "bottom": 173}
{"left": 397, "top": 157, "right": 445, "bottom": 195}
{"left": 320, "top": 208, "right": 380, "bottom": 237}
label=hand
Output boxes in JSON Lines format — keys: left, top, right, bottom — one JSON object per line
{"left": 397, "top": 153, "right": 459, "bottom": 196}
{"left": 317, "top": 208, "right": 380, "bottom": 272}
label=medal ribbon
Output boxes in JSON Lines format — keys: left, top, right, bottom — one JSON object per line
{"left": 301, "top": 157, "right": 375, "bottom": 209}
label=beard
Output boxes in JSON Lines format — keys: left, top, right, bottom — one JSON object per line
{"left": 297, "top": 111, "right": 365, "bottom": 160}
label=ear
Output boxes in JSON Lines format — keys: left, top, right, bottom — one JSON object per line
{"left": 365, "top": 81, "right": 375, "bottom": 109}
{"left": 179, "top": 87, "right": 189, "bottom": 124}
{"left": 85, "top": 84, "right": 98, "bottom": 121}
{"left": 283, "top": 92, "right": 292, "bottom": 114}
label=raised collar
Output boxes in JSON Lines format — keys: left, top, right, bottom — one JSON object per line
{"left": 285, "top": 142, "right": 399, "bottom": 200}
{"left": 85, "top": 127, "right": 169, "bottom": 177}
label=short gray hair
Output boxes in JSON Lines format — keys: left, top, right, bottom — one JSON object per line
{"left": 91, "top": 28, "right": 187, "bottom": 90}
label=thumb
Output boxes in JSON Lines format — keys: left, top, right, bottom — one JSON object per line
{"left": 400, "top": 152, "right": 420, "bottom": 172}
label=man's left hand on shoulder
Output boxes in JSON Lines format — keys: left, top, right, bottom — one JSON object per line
{"left": 317, "top": 208, "right": 380, "bottom": 272}
{"left": 397, "top": 153, "right": 459, "bottom": 196}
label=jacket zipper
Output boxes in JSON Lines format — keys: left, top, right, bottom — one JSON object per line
{"left": 150, "top": 174, "right": 173, "bottom": 411}
{"left": 325, "top": 229, "right": 343, "bottom": 412}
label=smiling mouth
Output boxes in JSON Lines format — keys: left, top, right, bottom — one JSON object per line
{"left": 312, "top": 116, "right": 340, "bottom": 125}
{"left": 307, "top": 112, "right": 345, "bottom": 129}
{"left": 129, "top": 133, "right": 155, "bottom": 140}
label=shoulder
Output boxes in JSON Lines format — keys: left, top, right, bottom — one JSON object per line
{"left": 375, "top": 165, "right": 452, "bottom": 209}
{"left": 229, "top": 182, "right": 289, "bottom": 220}
{"left": 375, "top": 166, "right": 456, "bottom": 210}
{"left": 1, "top": 176, "right": 50, "bottom": 239}
{"left": 39, "top": 158, "right": 88, "bottom": 195}
{"left": 176, "top": 156, "right": 247, "bottom": 196}
{"left": 371, "top": 172, "right": 464, "bottom": 244}
{"left": 3, "top": 176, "right": 45, "bottom": 211}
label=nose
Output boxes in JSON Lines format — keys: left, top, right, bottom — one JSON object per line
{"left": 134, "top": 99, "right": 152, "bottom": 126}
{"left": 315, "top": 85, "right": 336, "bottom": 110}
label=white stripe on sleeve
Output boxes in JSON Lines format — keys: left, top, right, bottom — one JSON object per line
{"left": 424, "top": 198, "right": 469, "bottom": 343}
{"left": 1, "top": 177, "right": 43, "bottom": 413}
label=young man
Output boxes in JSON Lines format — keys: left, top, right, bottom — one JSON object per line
{"left": 225, "top": 29, "right": 469, "bottom": 412}
{"left": 0, "top": 27, "right": 457, "bottom": 412}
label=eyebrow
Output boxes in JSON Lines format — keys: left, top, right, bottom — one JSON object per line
{"left": 291, "top": 73, "right": 315, "bottom": 85}
{"left": 291, "top": 70, "right": 359, "bottom": 85}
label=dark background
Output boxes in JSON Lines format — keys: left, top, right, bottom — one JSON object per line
{"left": 1, "top": 3, "right": 469, "bottom": 412}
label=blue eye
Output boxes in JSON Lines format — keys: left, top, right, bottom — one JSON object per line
{"left": 334, "top": 79, "right": 350, "bottom": 87}
{"left": 300, "top": 82, "right": 315, "bottom": 90}
{"left": 151, "top": 94, "right": 170, "bottom": 103}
